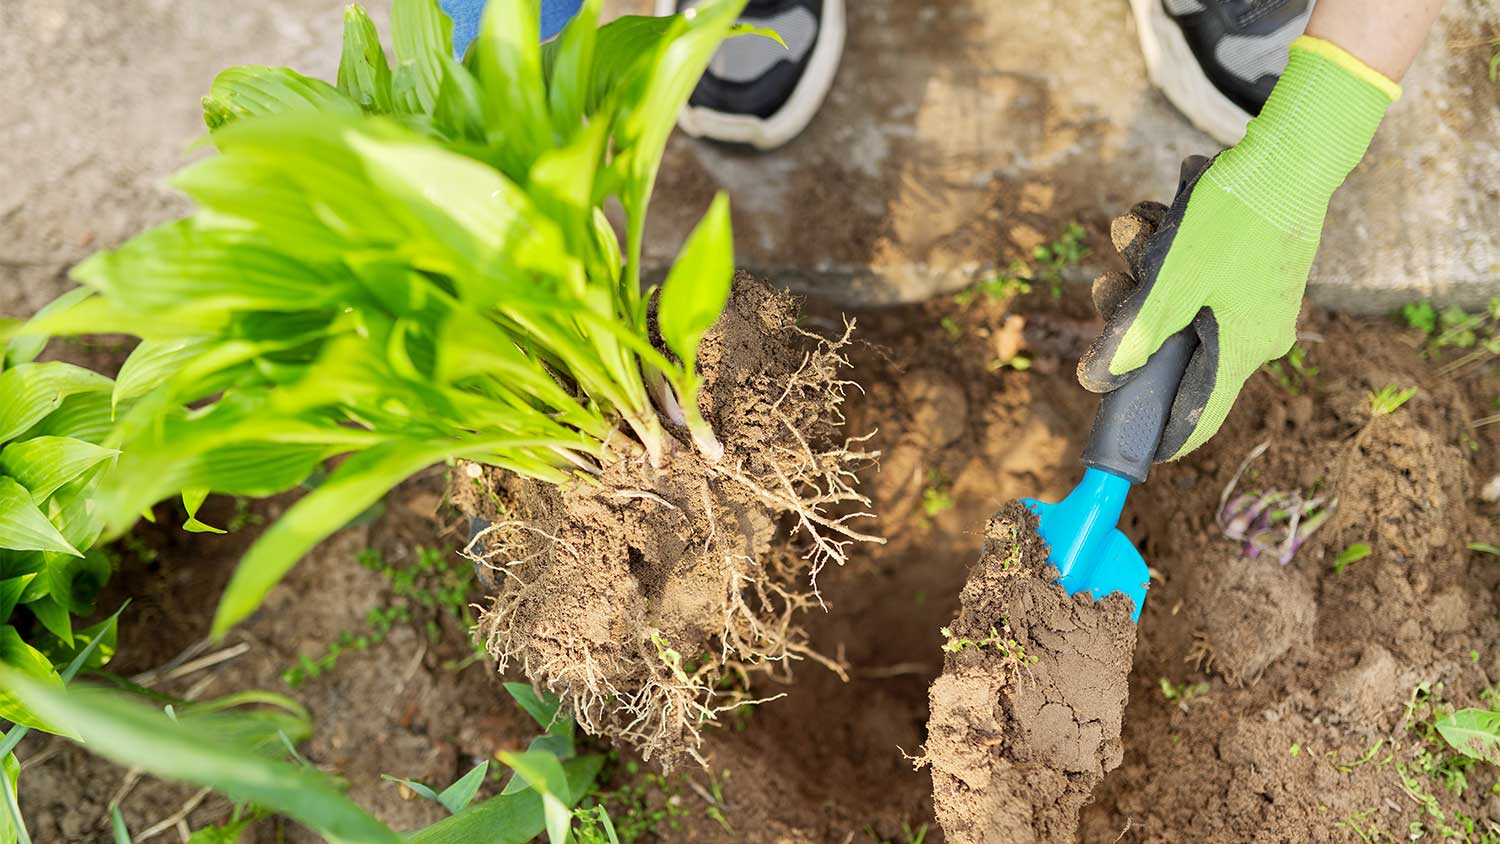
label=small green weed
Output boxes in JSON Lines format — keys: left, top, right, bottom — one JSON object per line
{"left": 1333, "top": 543, "right": 1372, "bottom": 575}
{"left": 1032, "top": 223, "right": 1089, "bottom": 299}
{"left": 1263, "top": 342, "right": 1319, "bottom": 395}
{"left": 282, "top": 546, "right": 481, "bottom": 687}
{"left": 585, "top": 761, "right": 689, "bottom": 844}
{"left": 953, "top": 263, "right": 1033, "bottom": 307}
{"left": 987, "top": 353, "right": 1031, "bottom": 373}
{"left": 940, "top": 316, "right": 962, "bottom": 339}
{"left": 1469, "top": 542, "right": 1500, "bottom": 557}
{"left": 1158, "top": 677, "right": 1210, "bottom": 710}
{"left": 1369, "top": 385, "right": 1417, "bottom": 416}
{"left": 1403, "top": 682, "right": 1481, "bottom": 797}
{"left": 940, "top": 624, "right": 1038, "bottom": 668}
{"left": 921, "top": 469, "right": 954, "bottom": 518}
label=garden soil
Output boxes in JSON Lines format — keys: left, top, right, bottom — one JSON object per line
{"left": 17, "top": 268, "right": 1500, "bottom": 842}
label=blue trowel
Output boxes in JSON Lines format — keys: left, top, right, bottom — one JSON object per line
{"left": 1022, "top": 328, "right": 1197, "bottom": 622}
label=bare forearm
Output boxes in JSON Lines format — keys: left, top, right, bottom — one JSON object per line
{"left": 1304, "top": 0, "right": 1445, "bottom": 82}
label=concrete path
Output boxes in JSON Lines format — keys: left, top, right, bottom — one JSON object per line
{"left": 3, "top": 0, "right": 1495, "bottom": 315}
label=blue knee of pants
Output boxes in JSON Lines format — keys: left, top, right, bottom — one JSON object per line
{"left": 439, "top": 0, "right": 584, "bottom": 56}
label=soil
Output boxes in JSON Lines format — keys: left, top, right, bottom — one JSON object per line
{"left": 15, "top": 262, "right": 1500, "bottom": 843}
{"left": 925, "top": 503, "right": 1136, "bottom": 844}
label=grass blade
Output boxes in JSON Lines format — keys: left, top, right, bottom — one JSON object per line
{"left": 0, "top": 667, "right": 399, "bottom": 844}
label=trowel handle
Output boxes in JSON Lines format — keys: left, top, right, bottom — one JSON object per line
{"left": 1082, "top": 327, "right": 1198, "bottom": 484}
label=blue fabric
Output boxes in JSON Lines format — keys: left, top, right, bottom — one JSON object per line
{"left": 439, "top": 0, "right": 585, "bottom": 57}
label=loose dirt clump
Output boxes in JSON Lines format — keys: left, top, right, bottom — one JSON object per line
{"left": 453, "top": 275, "right": 878, "bottom": 766}
{"left": 924, "top": 502, "right": 1136, "bottom": 844}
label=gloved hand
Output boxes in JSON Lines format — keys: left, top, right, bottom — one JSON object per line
{"left": 1079, "top": 36, "right": 1402, "bottom": 460}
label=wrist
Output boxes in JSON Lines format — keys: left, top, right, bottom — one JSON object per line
{"left": 1204, "top": 36, "right": 1400, "bottom": 239}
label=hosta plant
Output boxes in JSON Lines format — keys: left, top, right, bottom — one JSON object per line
{"left": 0, "top": 332, "right": 122, "bottom": 735}
{"left": 16, "top": 0, "right": 875, "bottom": 763}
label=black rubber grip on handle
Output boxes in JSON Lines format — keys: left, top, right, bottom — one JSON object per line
{"left": 1082, "top": 328, "right": 1198, "bottom": 484}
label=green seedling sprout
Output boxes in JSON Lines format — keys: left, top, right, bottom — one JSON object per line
{"left": 1158, "top": 677, "right": 1210, "bottom": 710}
{"left": 1262, "top": 342, "right": 1318, "bottom": 395}
{"left": 1333, "top": 542, "right": 1372, "bottom": 575}
{"left": 1032, "top": 222, "right": 1089, "bottom": 299}
{"left": 1368, "top": 385, "right": 1417, "bottom": 416}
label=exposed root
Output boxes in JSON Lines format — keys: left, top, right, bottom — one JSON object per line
{"left": 461, "top": 283, "right": 880, "bottom": 766}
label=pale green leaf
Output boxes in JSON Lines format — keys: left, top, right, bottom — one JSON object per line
{"left": 70, "top": 220, "right": 348, "bottom": 318}
{"left": 337, "top": 4, "right": 393, "bottom": 113}
{"left": 544, "top": 0, "right": 600, "bottom": 135}
{"left": 182, "top": 489, "right": 226, "bottom": 535}
{"left": 0, "top": 667, "right": 400, "bottom": 844}
{"left": 471, "top": 0, "right": 550, "bottom": 174}
{"left": 1436, "top": 708, "right": 1500, "bottom": 764}
{"left": 499, "top": 750, "right": 572, "bottom": 844}
{"left": 0, "top": 478, "right": 80, "bottom": 557}
{"left": 656, "top": 192, "right": 733, "bottom": 373}
{"left": 5, "top": 288, "right": 95, "bottom": 369}
{"left": 381, "top": 774, "right": 442, "bottom": 803}
{"left": 114, "top": 338, "right": 210, "bottom": 411}
{"left": 391, "top": 0, "right": 454, "bottom": 114}
{"left": 22, "top": 392, "right": 114, "bottom": 445}
{"left": 0, "top": 626, "right": 64, "bottom": 733}
{"left": 42, "top": 548, "right": 111, "bottom": 616}
{"left": 202, "top": 66, "right": 359, "bottom": 131}
{"left": 0, "top": 363, "right": 112, "bottom": 445}
{"left": 0, "top": 436, "right": 117, "bottom": 503}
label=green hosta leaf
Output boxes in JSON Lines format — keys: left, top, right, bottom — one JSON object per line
{"left": 405, "top": 755, "right": 603, "bottom": 844}
{"left": 471, "top": 0, "right": 551, "bottom": 176}
{"left": 1436, "top": 708, "right": 1500, "bottom": 764}
{"left": 171, "top": 156, "right": 347, "bottom": 266}
{"left": 433, "top": 55, "right": 486, "bottom": 140}
{"left": 0, "top": 667, "right": 400, "bottom": 844}
{"left": 499, "top": 751, "right": 572, "bottom": 844}
{"left": 202, "top": 66, "right": 359, "bottom": 131}
{"left": 70, "top": 220, "right": 348, "bottom": 318}
{"left": 0, "top": 478, "right": 80, "bottom": 556}
{"left": 42, "top": 548, "right": 111, "bottom": 616}
{"left": 0, "top": 436, "right": 117, "bottom": 503}
{"left": 0, "top": 626, "right": 64, "bottom": 733}
{"left": 0, "top": 575, "right": 34, "bottom": 623}
{"left": 182, "top": 489, "right": 226, "bottom": 534}
{"left": 211, "top": 440, "right": 455, "bottom": 637}
{"left": 39, "top": 611, "right": 118, "bottom": 674}
{"left": 0, "top": 363, "right": 112, "bottom": 445}
{"left": 114, "top": 338, "right": 210, "bottom": 411}
{"left": 391, "top": 0, "right": 454, "bottom": 114}
{"left": 657, "top": 192, "right": 733, "bottom": 374}
{"left": 23, "top": 392, "right": 114, "bottom": 445}
{"left": 26, "top": 595, "right": 72, "bottom": 646}
{"left": 6, "top": 288, "right": 95, "bottom": 370}
{"left": 544, "top": 0, "right": 600, "bottom": 135}
{"left": 337, "top": 4, "right": 393, "bottom": 112}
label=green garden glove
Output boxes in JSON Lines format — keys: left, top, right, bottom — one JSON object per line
{"left": 1079, "top": 36, "right": 1402, "bottom": 460}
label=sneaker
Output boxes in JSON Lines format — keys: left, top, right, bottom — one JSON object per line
{"left": 1131, "top": 0, "right": 1313, "bottom": 146}
{"left": 653, "top": 0, "right": 846, "bottom": 150}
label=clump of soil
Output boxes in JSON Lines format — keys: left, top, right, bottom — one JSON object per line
{"left": 453, "top": 275, "right": 877, "bottom": 766}
{"left": 924, "top": 503, "right": 1136, "bottom": 843}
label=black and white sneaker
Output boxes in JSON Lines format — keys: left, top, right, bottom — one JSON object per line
{"left": 1132, "top": 0, "right": 1314, "bottom": 145}
{"left": 654, "top": 0, "right": 846, "bottom": 150}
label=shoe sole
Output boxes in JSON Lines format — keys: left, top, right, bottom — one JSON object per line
{"left": 655, "top": 0, "right": 846, "bottom": 150}
{"left": 1130, "top": 0, "right": 1252, "bottom": 147}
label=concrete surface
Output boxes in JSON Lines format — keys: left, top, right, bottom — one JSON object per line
{"left": 2, "top": 0, "right": 1496, "bottom": 316}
